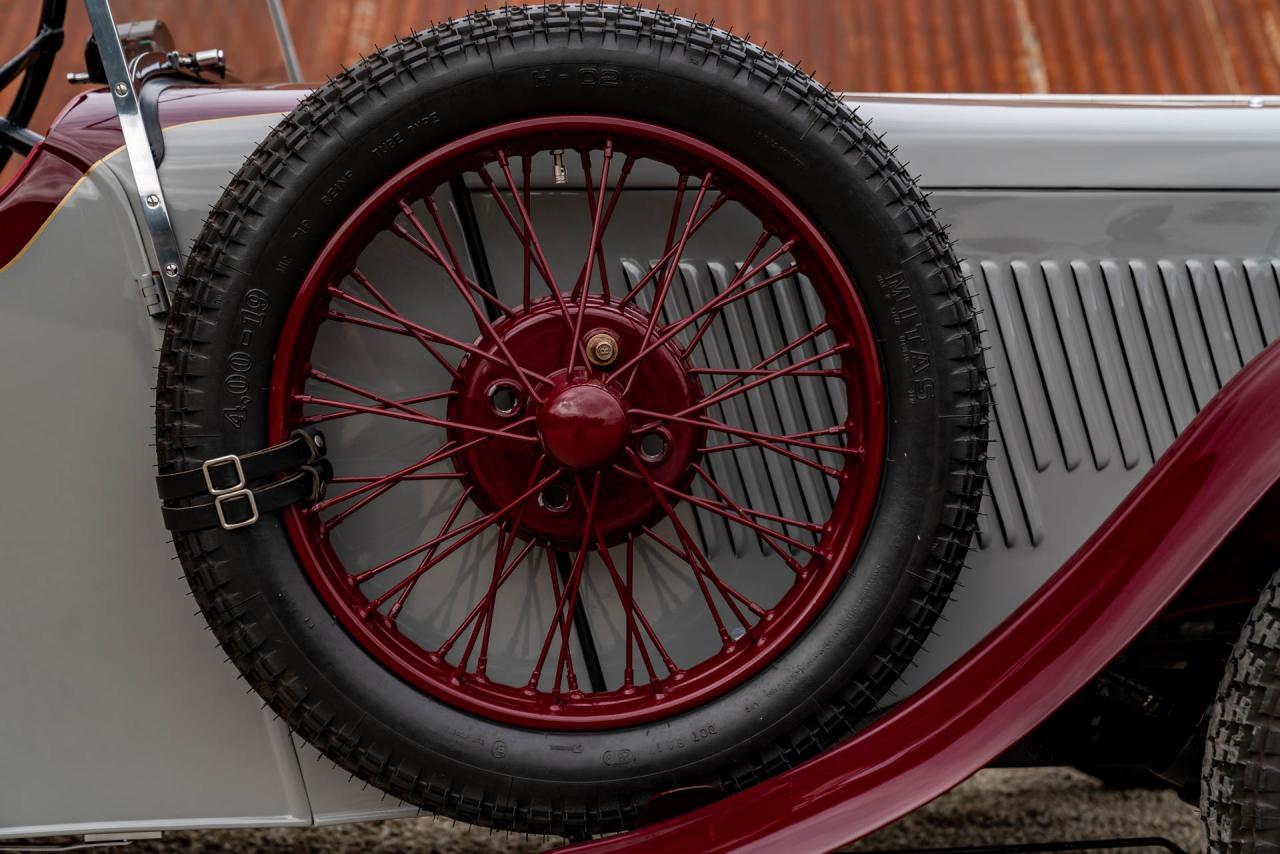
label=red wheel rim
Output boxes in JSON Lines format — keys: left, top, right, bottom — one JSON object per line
{"left": 268, "top": 115, "right": 885, "bottom": 730}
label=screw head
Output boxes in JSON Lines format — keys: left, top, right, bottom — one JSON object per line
{"left": 113, "top": 82, "right": 128, "bottom": 97}
{"left": 585, "top": 332, "right": 619, "bottom": 368}
{"left": 163, "top": 262, "right": 180, "bottom": 277}
{"left": 145, "top": 194, "right": 160, "bottom": 208}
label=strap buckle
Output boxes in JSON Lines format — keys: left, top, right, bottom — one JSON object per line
{"left": 214, "top": 489, "right": 260, "bottom": 530}
{"left": 300, "top": 462, "right": 330, "bottom": 503}
{"left": 202, "top": 454, "right": 246, "bottom": 496}
{"left": 290, "top": 428, "right": 325, "bottom": 465}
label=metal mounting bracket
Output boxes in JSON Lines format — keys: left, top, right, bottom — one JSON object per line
{"left": 84, "top": 0, "right": 179, "bottom": 317}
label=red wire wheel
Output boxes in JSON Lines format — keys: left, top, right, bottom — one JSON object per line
{"left": 269, "top": 115, "right": 885, "bottom": 730}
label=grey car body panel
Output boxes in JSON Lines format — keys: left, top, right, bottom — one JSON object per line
{"left": 1, "top": 94, "right": 1278, "bottom": 837}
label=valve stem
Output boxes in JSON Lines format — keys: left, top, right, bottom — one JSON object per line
{"left": 552, "top": 149, "right": 567, "bottom": 185}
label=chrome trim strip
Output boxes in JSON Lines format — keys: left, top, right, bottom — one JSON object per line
{"left": 842, "top": 91, "right": 1277, "bottom": 108}
{"left": 84, "top": 0, "right": 178, "bottom": 316}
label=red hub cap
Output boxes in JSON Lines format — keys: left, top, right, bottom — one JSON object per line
{"left": 538, "top": 383, "right": 627, "bottom": 469}
{"left": 269, "top": 116, "right": 885, "bottom": 730}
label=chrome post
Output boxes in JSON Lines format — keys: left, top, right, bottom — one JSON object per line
{"left": 265, "top": 0, "right": 303, "bottom": 83}
{"left": 83, "top": 0, "right": 179, "bottom": 316}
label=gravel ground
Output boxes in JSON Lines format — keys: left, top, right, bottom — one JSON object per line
{"left": 60, "top": 767, "right": 1201, "bottom": 853}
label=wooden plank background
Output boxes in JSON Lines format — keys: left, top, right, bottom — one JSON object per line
{"left": 3, "top": 0, "right": 1280, "bottom": 168}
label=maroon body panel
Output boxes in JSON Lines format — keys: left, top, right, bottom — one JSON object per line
{"left": 0, "top": 85, "right": 306, "bottom": 269}
{"left": 561, "top": 341, "right": 1280, "bottom": 852}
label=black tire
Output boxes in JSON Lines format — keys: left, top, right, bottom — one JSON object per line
{"left": 1203, "top": 570, "right": 1280, "bottom": 852}
{"left": 156, "top": 4, "right": 988, "bottom": 838}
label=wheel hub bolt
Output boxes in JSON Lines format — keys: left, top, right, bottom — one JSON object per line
{"left": 637, "top": 428, "right": 671, "bottom": 464}
{"left": 586, "top": 332, "right": 619, "bottom": 368}
{"left": 538, "top": 482, "right": 573, "bottom": 515}
{"left": 488, "top": 382, "right": 521, "bottom": 417}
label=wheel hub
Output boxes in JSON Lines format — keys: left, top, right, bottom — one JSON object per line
{"left": 538, "top": 382, "right": 628, "bottom": 470}
{"left": 447, "top": 297, "right": 703, "bottom": 544}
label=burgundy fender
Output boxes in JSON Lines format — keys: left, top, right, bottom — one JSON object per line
{"left": 0, "top": 85, "right": 305, "bottom": 270}
{"left": 562, "top": 341, "right": 1280, "bottom": 853}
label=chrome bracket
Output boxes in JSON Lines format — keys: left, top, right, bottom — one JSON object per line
{"left": 84, "top": 0, "right": 180, "bottom": 317}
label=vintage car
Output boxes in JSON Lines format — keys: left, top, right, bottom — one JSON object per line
{"left": 2, "top": 2, "right": 1279, "bottom": 852}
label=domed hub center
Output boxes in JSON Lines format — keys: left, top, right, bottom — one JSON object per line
{"left": 538, "top": 382, "right": 628, "bottom": 470}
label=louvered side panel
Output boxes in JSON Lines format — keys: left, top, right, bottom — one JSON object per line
{"left": 968, "top": 261, "right": 1046, "bottom": 549}
{"left": 619, "top": 250, "right": 1280, "bottom": 571}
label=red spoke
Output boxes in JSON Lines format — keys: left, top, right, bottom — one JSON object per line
{"left": 399, "top": 201, "right": 545, "bottom": 402}
{"left": 478, "top": 156, "right": 589, "bottom": 367}
{"left": 310, "top": 437, "right": 484, "bottom": 515}
{"left": 614, "top": 464, "right": 819, "bottom": 563}
{"left": 609, "top": 238, "right": 797, "bottom": 384}
{"left": 636, "top": 522, "right": 768, "bottom": 624}
{"left": 626, "top": 451, "right": 759, "bottom": 644}
{"left": 301, "top": 389, "right": 456, "bottom": 425}
{"left": 616, "top": 194, "right": 728, "bottom": 308}
{"left": 566, "top": 141, "right": 616, "bottom": 374}
{"left": 476, "top": 163, "right": 561, "bottom": 303}
{"left": 691, "top": 465, "right": 818, "bottom": 572}
{"left": 541, "top": 546, "right": 581, "bottom": 694}
{"left": 679, "top": 263, "right": 802, "bottom": 357}
{"left": 308, "top": 368, "right": 458, "bottom": 426}
{"left": 631, "top": 408, "right": 847, "bottom": 474}
{"left": 494, "top": 152, "right": 578, "bottom": 321}
{"left": 577, "top": 149, "right": 634, "bottom": 304}
{"left": 643, "top": 172, "right": 687, "bottom": 312}
{"left": 522, "top": 154, "right": 532, "bottom": 310}
{"left": 321, "top": 472, "right": 468, "bottom": 536}
{"left": 298, "top": 388, "right": 538, "bottom": 446}
{"left": 387, "top": 485, "right": 476, "bottom": 621}
{"left": 433, "top": 536, "right": 540, "bottom": 661}
{"left": 675, "top": 471, "right": 825, "bottom": 546}
{"left": 568, "top": 142, "right": 622, "bottom": 373}
{"left": 387, "top": 215, "right": 517, "bottom": 322}
{"left": 528, "top": 475, "right": 602, "bottom": 697}
{"left": 355, "top": 466, "right": 561, "bottom": 590}
{"left": 466, "top": 460, "right": 547, "bottom": 679}
{"left": 583, "top": 151, "right": 637, "bottom": 303}
{"left": 659, "top": 175, "right": 689, "bottom": 280}
{"left": 330, "top": 472, "right": 467, "bottom": 485}
{"left": 703, "top": 423, "right": 851, "bottom": 453}
{"left": 689, "top": 366, "right": 842, "bottom": 379}
{"left": 327, "top": 285, "right": 552, "bottom": 388}
{"left": 549, "top": 475, "right": 603, "bottom": 700}
{"left": 591, "top": 529, "right": 676, "bottom": 687}
{"left": 676, "top": 342, "right": 850, "bottom": 418}
{"left": 627, "top": 169, "right": 714, "bottom": 383}
{"left": 344, "top": 270, "right": 462, "bottom": 380}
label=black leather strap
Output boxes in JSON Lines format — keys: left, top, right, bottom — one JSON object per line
{"left": 161, "top": 460, "right": 332, "bottom": 533}
{"left": 155, "top": 427, "right": 325, "bottom": 501}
